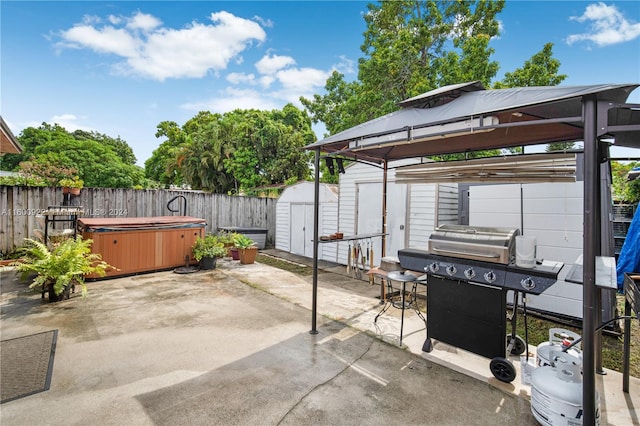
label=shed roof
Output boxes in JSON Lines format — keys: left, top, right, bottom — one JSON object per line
{"left": 277, "top": 181, "right": 338, "bottom": 204}
{"left": 306, "top": 83, "right": 639, "bottom": 162}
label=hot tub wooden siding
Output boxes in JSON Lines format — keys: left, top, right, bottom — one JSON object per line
{"left": 79, "top": 216, "right": 206, "bottom": 277}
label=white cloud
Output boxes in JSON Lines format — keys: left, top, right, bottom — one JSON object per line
{"left": 180, "top": 87, "right": 280, "bottom": 113}
{"left": 275, "top": 67, "right": 331, "bottom": 92}
{"left": 334, "top": 55, "right": 355, "bottom": 75}
{"left": 50, "top": 114, "right": 93, "bottom": 132}
{"left": 567, "top": 2, "right": 640, "bottom": 46}
{"left": 227, "top": 72, "right": 257, "bottom": 85}
{"left": 253, "top": 16, "right": 274, "bottom": 28}
{"left": 55, "top": 10, "right": 266, "bottom": 81}
{"left": 59, "top": 25, "right": 141, "bottom": 57}
{"left": 255, "top": 53, "right": 296, "bottom": 75}
{"left": 126, "top": 11, "right": 162, "bottom": 32}
{"left": 259, "top": 75, "right": 275, "bottom": 88}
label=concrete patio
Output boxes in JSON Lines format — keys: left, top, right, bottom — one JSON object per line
{"left": 0, "top": 252, "right": 638, "bottom": 425}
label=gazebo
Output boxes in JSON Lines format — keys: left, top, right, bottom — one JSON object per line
{"left": 305, "top": 81, "right": 640, "bottom": 424}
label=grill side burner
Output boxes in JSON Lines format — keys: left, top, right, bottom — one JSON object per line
{"left": 399, "top": 248, "right": 563, "bottom": 295}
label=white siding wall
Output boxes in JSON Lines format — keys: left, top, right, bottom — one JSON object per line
{"left": 338, "top": 162, "right": 458, "bottom": 264}
{"left": 406, "top": 183, "right": 459, "bottom": 249}
{"left": 275, "top": 202, "right": 290, "bottom": 251}
{"left": 321, "top": 203, "right": 339, "bottom": 261}
{"left": 438, "top": 183, "right": 460, "bottom": 225}
{"left": 406, "top": 184, "right": 436, "bottom": 249}
{"left": 337, "top": 163, "right": 381, "bottom": 264}
{"left": 470, "top": 182, "right": 586, "bottom": 320}
{"left": 469, "top": 182, "right": 583, "bottom": 265}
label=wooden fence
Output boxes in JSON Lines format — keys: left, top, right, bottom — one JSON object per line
{"left": 0, "top": 186, "right": 277, "bottom": 254}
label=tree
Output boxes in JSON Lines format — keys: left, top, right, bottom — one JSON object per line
{"left": 493, "top": 43, "right": 570, "bottom": 153}
{"left": 611, "top": 161, "right": 640, "bottom": 203}
{"left": 145, "top": 121, "right": 188, "bottom": 186}
{"left": 72, "top": 130, "right": 137, "bottom": 165}
{"left": 1, "top": 123, "right": 145, "bottom": 188}
{"left": 493, "top": 43, "right": 567, "bottom": 89}
{"left": 302, "top": 1, "right": 505, "bottom": 131}
{"left": 148, "top": 105, "right": 315, "bottom": 193}
{"left": 302, "top": 2, "right": 567, "bottom": 160}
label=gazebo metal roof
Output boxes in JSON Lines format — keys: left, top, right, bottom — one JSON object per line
{"left": 306, "top": 82, "right": 640, "bottom": 162}
{"left": 305, "top": 82, "right": 640, "bottom": 424}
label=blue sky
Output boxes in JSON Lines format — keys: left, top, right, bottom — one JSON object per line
{"left": 2, "top": 1, "right": 639, "bottom": 166}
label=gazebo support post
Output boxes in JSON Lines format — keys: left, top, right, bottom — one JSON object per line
{"left": 381, "top": 159, "right": 388, "bottom": 258}
{"left": 310, "top": 148, "right": 320, "bottom": 335}
{"left": 582, "top": 95, "right": 598, "bottom": 425}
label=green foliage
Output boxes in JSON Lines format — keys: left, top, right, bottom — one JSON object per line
{"left": 546, "top": 142, "right": 576, "bottom": 152}
{"left": 13, "top": 237, "right": 113, "bottom": 296}
{"left": 147, "top": 105, "right": 314, "bottom": 193}
{"left": 611, "top": 161, "right": 640, "bottom": 203}
{"left": 302, "top": 1, "right": 567, "bottom": 161}
{"left": 493, "top": 43, "right": 567, "bottom": 89}
{"left": 0, "top": 174, "right": 48, "bottom": 187}
{"left": 192, "top": 234, "right": 227, "bottom": 261}
{"left": 233, "top": 234, "right": 256, "bottom": 249}
{"left": 216, "top": 231, "right": 241, "bottom": 247}
{"left": 71, "top": 129, "right": 137, "bottom": 165}
{"left": 1, "top": 123, "right": 145, "bottom": 189}
{"left": 58, "top": 175, "right": 83, "bottom": 189}
{"left": 303, "top": 0, "right": 506, "bottom": 135}
{"left": 12, "top": 159, "right": 77, "bottom": 186}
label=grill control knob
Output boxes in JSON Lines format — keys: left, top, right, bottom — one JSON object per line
{"left": 429, "top": 262, "right": 439, "bottom": 273}
{"left": 484, "top": 271, "right": 497, "bottom": 283}
{"left": 464, "top": 268, "right": 476, "bottom": 279}
{"left": 521, "top": 277, "right": 536, "bottom": 291}
{"left": 446, "top": 265, "right": 457, "bottom": 276}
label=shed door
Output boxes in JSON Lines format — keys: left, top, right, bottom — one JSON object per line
{"left": 356, "top": 182, "right": 407, "bottom": 265}
{"left": 290, "top": 204, "right": 314, "bottom": 258}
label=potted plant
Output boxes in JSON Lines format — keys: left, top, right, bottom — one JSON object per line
{"left": 12, "top": 236, "right": 112, "bottom": 302}
{"left": 59, "top": 175, "right": 84, "bottom": 195}
{"left": 192, "top": 234, "right": 227, "bottom": 270}
{"left": 234, "top": 234, "right": 258, "bottom": 265}
{"left": 217, "top": 231, "right": 241, "bottom": 259}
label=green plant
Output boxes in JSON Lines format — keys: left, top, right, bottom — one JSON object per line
{"left": 216, "top": 231, "right": 241, "bottom": 247}
{"left": 0, "top": 174, "right": 48, "bottom": 187}
{"left": 233, "top": 234, "right": 256, "bottom": 249}
{"left": 192, "top": 235, "right": 227, "bottom": 261}
{"left": 12, "top": 236, "right": 112, "bottom": 297}
{"left": 58, "top": 175, "right": 84, "bottom": 189}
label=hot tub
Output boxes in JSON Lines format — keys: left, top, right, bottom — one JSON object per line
{"left": 79, "top": 216, "right": 206, "bottom": 277}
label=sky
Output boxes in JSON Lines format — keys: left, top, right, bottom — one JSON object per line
{"left": 2, "top": 1, "right": 640, "bottom": 167}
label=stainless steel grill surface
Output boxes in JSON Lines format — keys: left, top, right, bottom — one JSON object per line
{"left": 427, "top": 224, "right": 518, "bottom": 264}
{"left": 399, "top": 225, "right": 564, "bottom": 295}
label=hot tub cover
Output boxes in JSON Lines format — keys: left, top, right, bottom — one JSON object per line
{"left": 78, "top": 216, "right": 206, "bottom": 232}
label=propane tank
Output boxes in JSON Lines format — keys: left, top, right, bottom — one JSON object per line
{"left": 530, "top": 350, "right": 600, "bottom": 426}
{"left": 536, "top": 328, "right": 582, "bottom": 368}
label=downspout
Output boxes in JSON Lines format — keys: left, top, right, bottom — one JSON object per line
{"left": 582, "top": 95, "right": 598, "bottom": 425}
{"left": 382, "top": 159, "right": 388, "bottom": 258}
{"left": 310, "top": 148, "right": 320, "bottom": 335}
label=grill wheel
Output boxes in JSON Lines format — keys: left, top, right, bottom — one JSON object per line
{"left": 490, "top": 357, "right": 517, "bottom": 383}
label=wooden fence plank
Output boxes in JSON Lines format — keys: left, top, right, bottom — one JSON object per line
{"left": 0, "top": 186, "right": 277, "bottom": 254}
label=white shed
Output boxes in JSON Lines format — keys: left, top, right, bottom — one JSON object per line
{"left": 335, "top": 159, "right": 458, "bottom": 267}
{"left": 276, "top": 182, "right": 338, "bottom": 260}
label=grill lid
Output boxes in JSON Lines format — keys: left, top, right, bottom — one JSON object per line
{"left": 428, "top": 224, "right": 520, "bottom": 264}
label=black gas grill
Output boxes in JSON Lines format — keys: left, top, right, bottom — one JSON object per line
{"left": 398, "top": 225, "right": 564, "bottom": 383}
